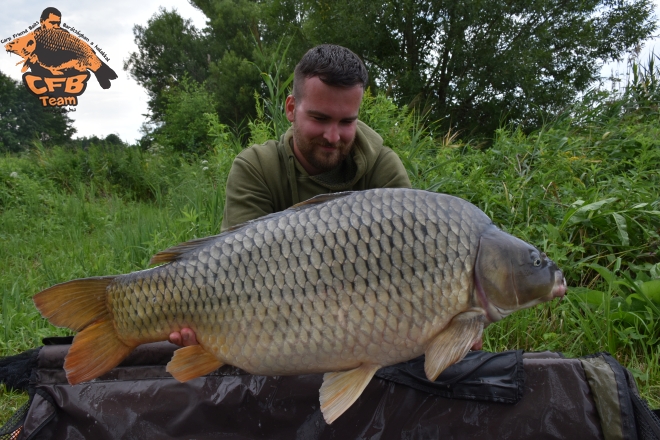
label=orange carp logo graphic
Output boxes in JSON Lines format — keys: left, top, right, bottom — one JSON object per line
{"left": 4, "top": 7, "right": 117, "bottom": 107}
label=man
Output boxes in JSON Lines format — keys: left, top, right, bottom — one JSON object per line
{"left": 169, "top": 44, "right": 411, "bottom": 346}
{"left": 40, "top": 7, "right": 62, "bottom": 30}
{"left": 220, "top": 44, "right": 411, "bottom": 230}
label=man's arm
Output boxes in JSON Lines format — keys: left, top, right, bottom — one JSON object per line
{"left": 220, "top": 150, "right": 276, "bottom": 231}
{"left": 367, "top": 148, "right": 412, "bottom": 189}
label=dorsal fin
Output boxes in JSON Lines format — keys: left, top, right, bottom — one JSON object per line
{"left": 290, "top": 191, "right": 354, "bottom": 209}
{"left": 149, "top": 191, "right": 355, "bottom": 265}
{"left": 149, "top": 235, "right": 223, "bottom": 265}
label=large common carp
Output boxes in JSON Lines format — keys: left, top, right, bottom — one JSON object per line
{"left": 34, "top": 188, "right": 566, "bottom": 424}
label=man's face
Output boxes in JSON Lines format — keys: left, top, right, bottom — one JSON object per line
{"left": 41, "top": 13, "right": 61, "bottom": 29}
{"left": 285, "top": 76, "right": 363, "bottom": 175}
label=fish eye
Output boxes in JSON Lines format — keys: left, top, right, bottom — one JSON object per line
{"left": 533, "top": 258, "right": 542, "bottom": 267}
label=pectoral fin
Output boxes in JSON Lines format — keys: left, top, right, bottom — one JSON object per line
{"left": 319, "top": 364, "right": 380, "bottom": 424}
{"left": 166, "top": 345, "right": 224, "bottom": 382}
{"left": 424, "top": 311, "right": 485, "bottom": 381}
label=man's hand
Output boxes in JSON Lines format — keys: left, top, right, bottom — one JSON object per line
{"left": 169, "top": 328, "right": 199, "bottom": 346}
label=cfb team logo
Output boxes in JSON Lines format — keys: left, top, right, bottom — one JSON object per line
{"left": 3, "top": 7, "right": 117, "bottom": 107}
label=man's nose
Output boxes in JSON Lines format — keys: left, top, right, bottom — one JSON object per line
{"left": 323, "top": 124, "right": 340, "bottom": 144}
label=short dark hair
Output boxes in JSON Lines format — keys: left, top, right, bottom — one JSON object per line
{"left": 293, "top": 45, "right": 368, "bottom": 100}
{"left": 40, "top": 7, "right": 62, "bottom": 21}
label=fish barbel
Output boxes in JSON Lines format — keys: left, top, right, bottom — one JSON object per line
{"left": 33, "top": 188, "right": 566, "bottom": 423}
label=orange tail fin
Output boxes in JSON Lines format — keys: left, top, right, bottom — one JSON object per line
{"left": 33, "top": 277, "right": 135, "bottom": 385}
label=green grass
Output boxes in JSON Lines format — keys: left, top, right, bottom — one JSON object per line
{"left": 1, "top": 71, "right": 659, "bottom": 426}
{"left": 0, "top": 144, "right": 235, "bottom": 358}
{"left": 0, "top": 385, "right": 28, "bottom": 429}
{"left": 0, "top": 141, "right": 238, "bottom": 426}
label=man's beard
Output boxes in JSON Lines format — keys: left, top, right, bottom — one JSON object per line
{"left": 292, "top": 124, "right": 354, "bottom": 173}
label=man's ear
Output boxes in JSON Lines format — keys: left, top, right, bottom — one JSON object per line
{"left": 285, "top": 95, "right": 295, "bottom": 123}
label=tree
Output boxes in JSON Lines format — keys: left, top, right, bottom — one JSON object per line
{"left": 124, "top": 8, "right": 214, "bottom": 122}
{"left": 302, "top": 0, "right": 657, "bottom": 137}
{"left": 0, "top": 71, "right": 75, "bottom": 153}
{"left": 74, "top": 133, "right": 126, "bottom": 149}
{"left": 129, "top": 1, "right": 655, "bottom": 139}
{"left": 156, "top": 77, "right": 218, "bottom": 153}
{"left": 125, "top": 2, "right": 309, "bottom": 132}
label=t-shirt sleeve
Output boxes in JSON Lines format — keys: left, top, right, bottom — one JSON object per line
{"left": 221, "top": 153, "right": 275, "bottom": 231}
{"left": 368, "top": 148, "right": 412, "bottom": 189}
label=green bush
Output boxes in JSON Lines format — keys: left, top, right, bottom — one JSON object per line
{"left": 155, "top": 77, "right": 219, "bottom": 154}
{"left": 30, "top": 141, "right": 181, "bottom": 202}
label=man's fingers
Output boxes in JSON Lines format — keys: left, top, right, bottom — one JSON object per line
{"left": 181, "top": 328, "right": 199, "bottom": 346}
{"left": 169, "top": 332, "right": 182, "bottom": 346}
{"left": 168, "top": 328, "right": 199, "bottom": 346}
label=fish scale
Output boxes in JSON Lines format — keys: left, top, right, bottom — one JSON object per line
{"left": 33, "top": 188, "right": 567, "bottom": 424}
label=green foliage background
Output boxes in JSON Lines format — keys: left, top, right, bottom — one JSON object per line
{"left": 124, "top": 0, "right": 656, "bottom": 150}
{"left": 0, "top": 72, "right": 75, "bottom": 154}
{"left": 1, "top": 55, "right": 659, "bottom": 425}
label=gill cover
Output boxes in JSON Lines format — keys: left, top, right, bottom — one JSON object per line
{"left": 474, "top": 227, "right": 558, "bottom": 321}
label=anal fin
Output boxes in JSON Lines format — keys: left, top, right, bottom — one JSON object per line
{"left": 166, "top": 345, "right": 224, "bottom": 382}
{"left": 424, "top": 311, "right": 485, "bottom": 381}
{"left": 319, "top": 364, "right": 380, "bottom": 424}
{"left": 65, "top": 320, "right": 135, "bottom": 385}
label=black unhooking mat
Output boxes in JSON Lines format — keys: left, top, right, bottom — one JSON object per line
{"left": 1, "top": 338, "right": 659, "bottom": 439}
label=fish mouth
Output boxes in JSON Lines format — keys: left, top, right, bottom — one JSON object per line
{"left": 475, "top": 269, "right": 567, "bottom": 323}
{"left": 551, "top": 271, "right": 567, "bottom": 299}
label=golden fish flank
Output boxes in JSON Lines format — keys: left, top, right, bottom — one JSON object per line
{"left": 112, "top": 190, "right": 477, "bottom": 370}
{"left": 33, "top": 188, "right": 567, "bottom": 424}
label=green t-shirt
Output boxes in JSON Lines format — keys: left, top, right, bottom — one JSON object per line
{"left": 221, "top": 121, "right": 411, "bottom": 231}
